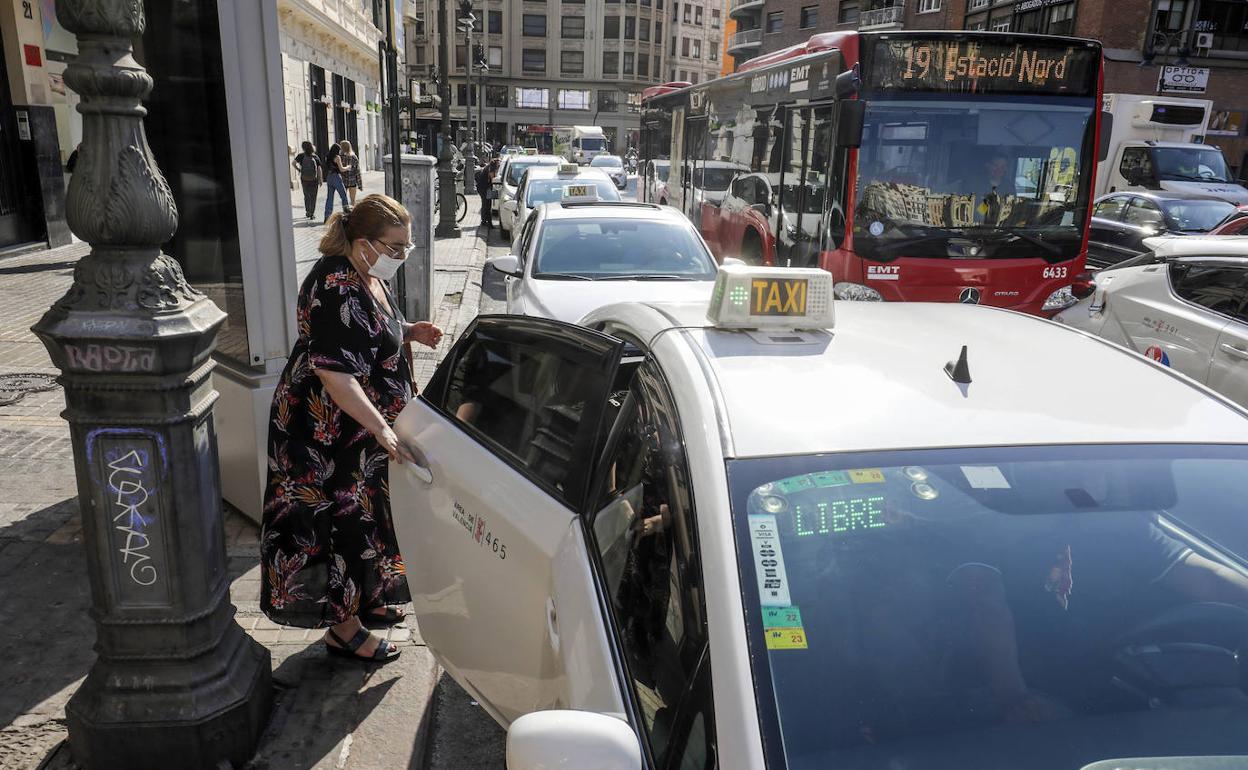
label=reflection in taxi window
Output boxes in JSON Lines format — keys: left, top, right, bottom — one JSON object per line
{"left": 727, "top": 444, "right": 1248, "bottom": 770}
{"left": 533, "top": 218, "right": 718, "bottom": 279}
{"left": 591, "top": 366, "right": 714, "bottom": 768}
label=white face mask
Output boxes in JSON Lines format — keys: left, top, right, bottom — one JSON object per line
{"left": 364, "top": 240, "right": 406, "bottom": 281}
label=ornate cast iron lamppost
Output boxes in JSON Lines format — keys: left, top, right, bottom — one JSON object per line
{"left": 32, "top": 2, "right": 272, "bottom": 767}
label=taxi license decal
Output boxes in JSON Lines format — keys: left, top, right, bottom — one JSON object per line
{"left": 762, "top": 605, "right": 803, "bottom": 629}
{"left": 748, "top": 514, "right": 793, "bottom": 607}
{"left": 775, "top": 475, "right": 815, "bottom": 494}
{"left": 961, "top": 465, "right": 1011, "bottom": 490}
{"left": 765, "top": 626, "right": 808, "bottom": 650}
{"left": 451, "top": 501, "right": 508, "bottom": 560}
{"left": 750, "top": 277, "right": 809, "bottom": 317}
{"left": 848, "top": 468, "right": 885, "bottom": 484}
{"left": 812, "top": 470, "right": 850, "bottom": 488}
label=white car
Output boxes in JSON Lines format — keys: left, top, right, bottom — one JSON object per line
{"left": 1056, "top": 235, "right": 1248, "bottom": 408}
{"left": 590, "top": 154, "right": 629, "bottom": 189}
{"left": 485, "top": 200, "right": 720, "bottom": 323}
{"left": 502, "top": 164, "right": 619, "bottom": 249}
{"left": 642, "top": 159, "right": 670, "bottom": 205}
{"left": 494, "top": 154, "right": 563, "bottom": 235}
{"left": 391, "top": 265, "right": 1248, "bottom": 770}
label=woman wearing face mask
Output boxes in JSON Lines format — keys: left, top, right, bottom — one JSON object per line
{"left": 260, "top": 194, "right": 443, "bottom": 663}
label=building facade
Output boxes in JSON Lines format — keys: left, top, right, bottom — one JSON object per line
{"left": 668, "top": 0, "right": 728, "bottom": 85}
{"left": 728, "top": 0, "right": 1248, "bottom": 180}
{"left": 277, "top": 0, "right": 389, "bottom": 174}
{"left": 405, "top": 0, "right": 672, "bottom": 155}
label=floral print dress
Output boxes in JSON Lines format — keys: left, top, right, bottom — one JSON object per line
{"left": 261, "top": 254, "right": 412, "bottom": 628}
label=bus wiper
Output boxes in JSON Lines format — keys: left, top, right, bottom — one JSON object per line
{"left": 535, "top": 272, "right": 594, "bottom": 281}
{"left": 968, "top": 226, "right": 1064, "bottom": 257}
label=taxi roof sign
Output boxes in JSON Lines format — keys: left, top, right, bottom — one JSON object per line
{"left": 561, "top": 184, "right": 600, "bottom": 203}
{"left": 707, "top": 265, "right": 835, "bottom": 331}
{"left": 558, "top": 163, "right": 581, "bottom": 175}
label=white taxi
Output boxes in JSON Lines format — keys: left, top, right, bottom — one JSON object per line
{"left": 494, "top": 154, "right": 562, "bottom": 237}
{"left": 1056, "top": 235, "right": 1248, "bottom": 409}
{"left": 502, "top": 164, "right": 619, "bottom": 248}
{"left": 391, "top": 266, "right": 1248, "bottom": 770}
{"left": 485, "top": 194, "right": 720, "bottom": 323}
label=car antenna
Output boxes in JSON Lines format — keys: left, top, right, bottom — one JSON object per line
{"left": 945, "top": 345, "right": 972, "bottom": 385}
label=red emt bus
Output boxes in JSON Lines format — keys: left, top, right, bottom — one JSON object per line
{"left": 640, "top": 31, "right": 1110, "bottom": 315}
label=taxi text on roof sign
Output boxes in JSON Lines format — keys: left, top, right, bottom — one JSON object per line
{"left": 561, "top": 184, "right": 599, "bottom": 203}
{"left": 707, "top": 265, "right": 835, "bottom": 330}
{"left": 558, "top": 163, "right": 581, "bottom": 175}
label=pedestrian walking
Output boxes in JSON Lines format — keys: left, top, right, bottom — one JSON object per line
{"left": 293, "top": 141, "right": 322, "bottom": 220}
{"left": 323, "top": 143, "right": 349, "bottom": 222}
{"left": 340, "top": 139, "right": 364, "bottom": 205}
{"left": 475, "top": 157, "right": 498, "bottom": 230}
{"left": 260, "top": 194, "right": 443, "bottom": 663}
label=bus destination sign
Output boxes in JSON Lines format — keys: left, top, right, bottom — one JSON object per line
{"left": 869, "top": 38, "right": 1097, "bottom": 96}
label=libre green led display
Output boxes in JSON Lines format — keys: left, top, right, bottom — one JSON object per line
{"left": 730, "top": 286, "right": 749, "bottom": 306}
{"left": 793, "top": 496, "right": 886, "bottom": 537}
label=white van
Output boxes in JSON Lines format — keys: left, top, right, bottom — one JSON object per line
{"left": 1099, "top": 94, "right": 1248, "bottom": 204}
{"left": 566, "top": 126, "right": 607, "bottom": 165}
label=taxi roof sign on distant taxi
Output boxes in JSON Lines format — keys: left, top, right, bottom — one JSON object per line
{"left": 561, "top": 184, "right": 600, "bottom": 203}
{"left": 707, "top": 265, "right": 835, "bottom": 331}
{"left": 558, "top": 163, "right": 581, "bottom": 175}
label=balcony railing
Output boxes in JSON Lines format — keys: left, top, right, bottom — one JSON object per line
{"left": 729, "top": 0, "right": 765, "bottom": 19}
{"left": 727, "top": 28, "right": 763, "bottom": 52}
{"left": 859, "top": 3, "right": 905, "bottom": 30}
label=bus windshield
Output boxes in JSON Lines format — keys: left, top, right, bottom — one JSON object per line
{"left": 853, "top": 99, "right": 1095, "bottom": 261}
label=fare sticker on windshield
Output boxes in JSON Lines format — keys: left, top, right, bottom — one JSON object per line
{"left": 749, "top": 514, "right": 792, "bottom": 607}
{"left": 763, "top": 605, "right": 803, "bottom": 629}
{"left": 765, "top": 626, "right": 808, "bottom": 651}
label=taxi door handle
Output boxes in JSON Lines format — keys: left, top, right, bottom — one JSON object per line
{"left": 400, "top": 441, "right": 433, "bottom": 484}
{"left": 1220, "top": 343, "right": 1248, "bottom": 361}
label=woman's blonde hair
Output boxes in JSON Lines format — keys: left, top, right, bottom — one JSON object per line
{"left": 319, "top": 194, "right": 410, "bottom": 257}
{"left": 339, "top": 139, "right": 353, "bottom": 154}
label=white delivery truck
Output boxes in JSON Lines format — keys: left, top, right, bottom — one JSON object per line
{"left": 566, "top": 126, "right": 608, "bottom": 165}
{"left": 1098, "top": 93, "right": 1248, "bottom": 204}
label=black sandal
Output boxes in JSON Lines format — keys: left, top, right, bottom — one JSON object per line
{"left": 324, "top": 627, "right": 401, "bottom": 663}
{"left": 361, "top": 605, "right": 407, "bottom": 629}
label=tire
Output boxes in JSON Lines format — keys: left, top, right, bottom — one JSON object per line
{"left": 741, "top": 231, "right": 764, "bottom": 265}
{"left": 456, "top": 194, "right": 468, "bottom": 223}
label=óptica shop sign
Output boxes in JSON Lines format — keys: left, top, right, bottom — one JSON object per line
{"left": 1158, "top": 65, "right": 1209, "bottom": 94}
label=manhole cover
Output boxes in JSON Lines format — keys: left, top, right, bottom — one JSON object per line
{"left": 0, "top": 372, "right": 59, "bottom": 407}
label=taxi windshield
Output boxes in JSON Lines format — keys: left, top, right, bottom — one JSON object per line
{"left": 524, "top": 178, "right": 620, "bottom": 207}
{"left": 533, "top": 218, "right": 717, "bottom": 279}
{"left": 728, "top": 444, "right": 1248, "bottom": 770}
{"left": 853, "top": 98, "right": 1095, "bottom": 262}
{"left": 508, "top": 159, "right": 558, "bottom": 187}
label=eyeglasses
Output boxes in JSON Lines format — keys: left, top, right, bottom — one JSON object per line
{"left": 376, "top": 240, "right": 415, "bottom": 259}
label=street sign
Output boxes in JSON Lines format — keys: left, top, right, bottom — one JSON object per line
{"left": 1158, "top": 65, "right": 1209, "bottom": 94}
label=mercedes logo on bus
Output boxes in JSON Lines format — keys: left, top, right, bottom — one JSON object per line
{"left": 959, "top": 287, "right": 982, "bottom": 305}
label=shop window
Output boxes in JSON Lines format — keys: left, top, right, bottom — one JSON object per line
{"left": 514, "top": 87, "right": 549, "bottom": 109}
{"left": 558, "top": 89, "right": 592, "bottom": 110}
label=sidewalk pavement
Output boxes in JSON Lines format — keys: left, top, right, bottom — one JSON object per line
{"left": 0, "top": 172, "right": 499, "bottom": 770}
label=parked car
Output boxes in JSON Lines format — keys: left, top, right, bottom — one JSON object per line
{"left": 1086, "top": 191, "right": 1241, "bottom": 268}
{"left": 1056, "top": 235, "right": 1248, "bottom": 408}
{"left": 485, "top": 200, "right": 719, "bottom": 323}
{"left": 590, "top": 154, "right": 628, "bottom": 189}
{"left": 501, "top": 164, "right": 620, "bottom": 248}
{"left": 494, "top": 154, "right": 563, "bottom": 237}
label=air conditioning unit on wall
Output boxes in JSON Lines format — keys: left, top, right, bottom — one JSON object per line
{"left": 1195, "top": 32, "right": 1214, "bottom": 50}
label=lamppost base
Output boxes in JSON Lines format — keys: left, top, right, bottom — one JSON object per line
{"left": 66, "top": 620, "right": 272, "bottom": 770}
{"left": 435, "top": 222, "right": 462, "bottom": 237}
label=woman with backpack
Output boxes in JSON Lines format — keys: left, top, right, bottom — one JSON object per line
{"left": 324, "top": 143, "right": 349, "bottom": 222}
{"left": 340, "top": 140, "right": 364, "bottom": 205}
{"left": 293, "top": 141, "right": 322, "bottom": 220}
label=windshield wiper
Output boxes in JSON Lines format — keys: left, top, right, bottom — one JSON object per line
{"left": 968, "top": 226, "right": 1065, "bottom": 257}
{"left": 534, "top": 272, "right": 593, "bottom": 281}
{"left": 597, "top": 273, "right": 698, "bottom": 281}
{"left": 1162, "top": 173, "right": 1228, "bottom": 183}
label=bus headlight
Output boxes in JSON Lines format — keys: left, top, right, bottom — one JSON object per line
{"left": 1041, "top": 285, "right": 1079, "bottom": 312}
{"left": 834, "top": 282, "right": 883, "bottom": 302}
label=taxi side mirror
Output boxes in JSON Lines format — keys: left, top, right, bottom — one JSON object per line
{"left": 507, "top": 711, "right": 641, "bottom": 770}
{"left": 487, "top": 254, "right": 522, "bottom": 277}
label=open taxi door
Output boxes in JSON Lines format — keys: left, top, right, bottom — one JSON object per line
{"left": 390, "top": 316, "right": 628, "bottom": 725}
